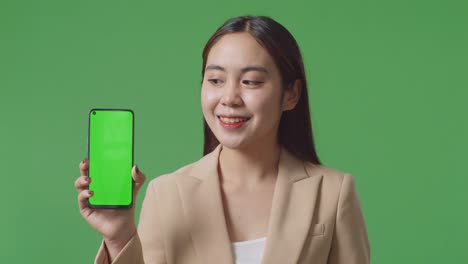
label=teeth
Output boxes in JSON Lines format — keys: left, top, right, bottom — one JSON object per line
{"left": 219, "top": 116, "right": 249, "bottom": 124}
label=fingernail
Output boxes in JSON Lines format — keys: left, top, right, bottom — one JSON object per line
{"left": 84, "top": 176, "right": 89, "bottom": 182}
{"left": 88, "top": 190, "right": 93, "bottom": 196}
{"left": 135, "top": 165, "right": 140, "bottom": 174}
{"left": 82, "top": 158, "right": 87, "bottom": 164}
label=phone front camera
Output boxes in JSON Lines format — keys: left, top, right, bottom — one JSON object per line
{"left": 93, "top": 111, "right": 96, "bottom": 115}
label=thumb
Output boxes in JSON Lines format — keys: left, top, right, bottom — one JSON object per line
{"left": 132, "top": 165, "right": 146, "bottom": 195}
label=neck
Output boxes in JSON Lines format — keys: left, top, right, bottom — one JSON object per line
{"left": 218, "top": 140, "right": 281, "bottom": 189}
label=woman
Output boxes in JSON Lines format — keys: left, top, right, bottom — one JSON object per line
{"left": 75, "top": 15, "right": 370, "bottom": 264}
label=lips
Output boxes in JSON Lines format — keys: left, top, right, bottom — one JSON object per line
{"left": 217, "top": 115, "right": 251, "bottom": 124}
{"left": 217, "top": 116, "right": 250, "bottom": 128}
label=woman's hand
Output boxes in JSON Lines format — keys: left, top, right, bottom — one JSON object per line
{"left": 75, "top": 159, "right": 146, "bottom": 247}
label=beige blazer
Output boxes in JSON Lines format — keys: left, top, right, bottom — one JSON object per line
{"left": 95, "top": 144, "right": 370, "bottom": 264}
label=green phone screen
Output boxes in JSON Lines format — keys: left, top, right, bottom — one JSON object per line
{"left": 87, "top": 108, "right": 134, "bottom": 208}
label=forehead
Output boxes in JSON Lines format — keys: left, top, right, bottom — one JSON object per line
{"left": 206, "top": 32, "right": 275, "bottom": 71}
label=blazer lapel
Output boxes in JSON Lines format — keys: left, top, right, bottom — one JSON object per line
{"left": 176, "top": 144, "right": 234, "bottom": 264}
{"left": 261, "top": 146, "right": 323, "bottom": 263}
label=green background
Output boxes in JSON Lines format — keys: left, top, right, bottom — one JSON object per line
{"left": 1, "top": 0, "right": 466, "bottom": 263}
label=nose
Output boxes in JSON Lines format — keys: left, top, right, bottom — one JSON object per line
{"left": 220, "top": 81, "right": 243, "bottom": 107}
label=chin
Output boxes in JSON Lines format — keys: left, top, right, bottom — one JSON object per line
{"left": 217, "top": 138, "right": 250, "bottom": 150}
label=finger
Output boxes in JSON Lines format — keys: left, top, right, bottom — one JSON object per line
{"left": 78, "top": 188, "right": 93, "bottom": 211}
{"left": 79, "top": 158, "right": 88, "bottom": 176}
{"left": 132, "top": 165, "right": 146, "bottom": 195}
{"left": 74, "top": 175, "right": 91, "bottom": 192}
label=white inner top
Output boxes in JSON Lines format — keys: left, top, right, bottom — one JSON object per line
{"left": 231, "top": 236, "right": 267, "bottom": 264}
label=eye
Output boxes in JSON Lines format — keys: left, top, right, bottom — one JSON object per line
{"left": 242, "top": 80, "right": 264, "bottom": 86}
{"left": 207, "top": 79, "right": 224, "bottom": 85}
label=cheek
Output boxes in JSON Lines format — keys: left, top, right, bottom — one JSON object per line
{"left": 243, "top": 91, "right": 281, "bottom": 116}
{"left": 201, "top": 87, "right": 219, "bottom": 116}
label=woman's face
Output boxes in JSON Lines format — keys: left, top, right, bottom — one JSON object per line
{"left": 201, "top": 32, "right": 290, "bottom": 150}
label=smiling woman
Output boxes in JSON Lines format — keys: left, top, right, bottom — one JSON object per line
{"left": 79, "top": 15, "right": 370, "bottom": 264}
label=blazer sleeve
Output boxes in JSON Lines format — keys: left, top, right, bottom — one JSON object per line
{"left": 327, "top": 173, "right": 371, "bottom": 264}
{"left": 94, "top": 179, "right": 167, "bottom": 264}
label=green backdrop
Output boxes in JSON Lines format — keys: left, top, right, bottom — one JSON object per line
{"left": 1, "top": 0, "right": 466, "bottom": 263}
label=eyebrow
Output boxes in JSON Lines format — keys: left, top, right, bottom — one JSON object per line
{"left": 205, "top": 64, "right": 269, "bottom": 74}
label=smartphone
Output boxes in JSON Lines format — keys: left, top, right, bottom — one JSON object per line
{"left": 87, "top": 108, "right": 134, "bottom": 209}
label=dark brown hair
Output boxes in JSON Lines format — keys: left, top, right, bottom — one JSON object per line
{"left": 201, "top": 15, "right": 321, "bottom": 165}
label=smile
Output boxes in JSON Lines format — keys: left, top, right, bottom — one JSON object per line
{"left": 217, "top": 116, "right": 251, "bottom": 128}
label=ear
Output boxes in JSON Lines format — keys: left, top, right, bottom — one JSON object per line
{"left": 282, "top": 79, "right": 302, "bottom": 112}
